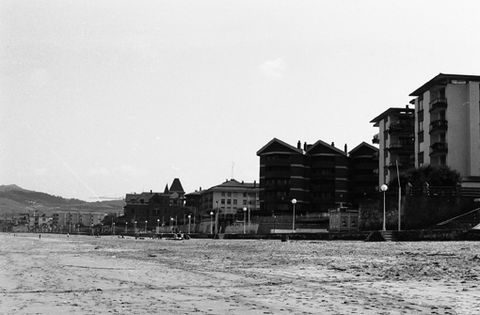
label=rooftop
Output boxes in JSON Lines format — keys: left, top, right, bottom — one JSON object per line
{"left": 409, "top": 73, "right": 480, "bottom": 96}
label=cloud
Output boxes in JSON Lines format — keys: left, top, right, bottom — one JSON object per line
{"left": 259, "top": 57, "right": 287, "bottom": 79}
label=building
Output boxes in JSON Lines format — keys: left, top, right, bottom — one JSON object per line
{"left": 409, "top": 74, "right": 480, "bottom": 182}
{"left": 257, "top": 138, "right": 378, "bottom": 217}
{"left": 370, "top": 106, "right": 415, "bottom": 185}
{"left": 197, "top": 179, "right": 259, "bottom": 219}
{"left": 348, "top": 142, "right": 379, "bottom": 207}
{"left": 123, "top": 178, "right": 188, "bottom": 228}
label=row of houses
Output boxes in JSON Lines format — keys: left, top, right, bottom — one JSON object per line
{"left": 123, "top": 73, "right": 480, "bottom": 233}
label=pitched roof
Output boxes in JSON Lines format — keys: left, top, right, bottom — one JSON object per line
{"left": 306, "top": 139, "right": 347, "bottom": 156}
{"left": 207, "top": 179, "right": 258, "bottom": 192}
{"left": 257, "top": 138, "right": 303, "bottom": 155}
{"left": 169, "top": 178, "right": 184, "bottom": 193}
{"left": 348, "top": 141, "right": 378, "bottom": 155}
{"left": 409, "top": 73, "right": 480, "bottom": 96}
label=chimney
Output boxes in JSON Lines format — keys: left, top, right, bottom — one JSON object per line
{"left": 253, "top": 180, "right": 256, "bottom": 188}
{"left": 344, "top": 144, "right": 347, "bottom": 154}
{"left": 150, "top": 190, "right": 152, "bottom": 193}
{"left": 297, "top": 140, "right": 301, "bottom": 149}
{"left": 303, "top": 142, "right": 307, "bottom": 151}
{"left": 331, "top": 142, "right": 335, "bottom": 147}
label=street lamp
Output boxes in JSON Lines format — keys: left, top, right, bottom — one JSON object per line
{"left": 125, "top": 222, "right": 128, "bottom": 234}
{"left": 170, "top": 217, "right": 174, "bottom": 232}
{"left": 380, "top": 184, "right": 388, "bottom": 231}
{"left": 291, "top": 198, "right": 297, "bottom": 232}
{"left": 145, "top": 220, "right": 148, "bottom": 233}
{"left": 112, "top": 222, "right": 115, "bottom": 235}
{"left": 134, "top": 221, "right": 137, "bottom": 234}
{"left": 210, "top": 211, "right": 214, "bottom": 234}
{"left": 188, "top": 214, "right": 191, "bottom": 234}
{"left": 243, "top": 207, "right": 247, "bottom": 234}
{"left": 157, "top": 218, "right": 160, "bottom": 234}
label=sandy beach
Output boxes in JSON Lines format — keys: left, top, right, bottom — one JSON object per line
{"left": 0, "top": 233, "right": 479, "bottom": 314}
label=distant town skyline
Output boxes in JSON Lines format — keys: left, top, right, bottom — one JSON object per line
{"left": 2, "top": 0, "right": 480, "bottom": 200}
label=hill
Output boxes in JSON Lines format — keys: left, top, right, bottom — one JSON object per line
{"left": 0, "top": 185, "right": 125, "bottom": 217}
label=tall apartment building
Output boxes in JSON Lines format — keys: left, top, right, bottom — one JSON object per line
{"left": 257, "top": 138, "right": 377, "bottom": 216}
{"left": 409, "top": 74, "right": 480, "bottom": 191}
{"left": 370, "top": 107, "right": 415, "bottom": 185}
{"left": 348, "top": 142, "right": 379, "bottom": 207}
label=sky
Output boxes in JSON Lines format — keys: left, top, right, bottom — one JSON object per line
{"left": 2, "top": 0, "right": 480, "bottom": 200}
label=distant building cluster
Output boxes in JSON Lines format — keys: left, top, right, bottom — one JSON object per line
{"left": 123, "top": 73, "right": 480, "bottom": 234}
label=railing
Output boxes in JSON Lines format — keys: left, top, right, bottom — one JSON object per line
{"left": 429, "top": 119, "right": 448, "bottom": 133}
{"left": 429, "top": 142, "right": 448, "bottom": 155}
{"left": 429, "top": 98, "right": 447, "bottom": 112}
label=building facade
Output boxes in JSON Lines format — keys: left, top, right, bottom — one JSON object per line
{"left": 257, "top": 138, "right": 378, "bottom": 216}
{"left": 370, "top": 106, "right": 415, "bottom": 185}
{"left": 348, "top": 142, "right": 379, "bottom": 207}
{"left": 196, "top": 179, "right": 259, "bottom": 219}
{"left": 409, "top": 74, "right": 480, "bottom": 185}
{"left": 123, "top": 178, "right": 188, "bottom": 227}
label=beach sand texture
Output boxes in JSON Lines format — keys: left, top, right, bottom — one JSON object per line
{"left": 0, "top": 233, "right": 479, "bottom": 314}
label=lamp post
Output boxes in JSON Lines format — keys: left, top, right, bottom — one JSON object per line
{"left": 125, "top": 222, "right": 128, "bottom": 234}
{"left": 144, "top": 220, "right": 148, "bottom": 234}
{"left": 291, "top": 198, "right": 297, "bottom": 232}
{"left": 188, "top": 214, "right": 191, "bottom": 234}
{"left": 243, "top": 207, "right": 247, "bottom": 234}
{"left": 210, "top": 211, "right": 214, "bottom": 234}
{"left": 134, "top": 221, "right": 137, "bottom": 234}
{"left": 112, "top": 222, "right": 115, "bottom": 235}
{"left": 157, "top": 218, "right": 160, "bottom": 234}
{"left": 380, "top": 184, "right": 388, "bottom": 231}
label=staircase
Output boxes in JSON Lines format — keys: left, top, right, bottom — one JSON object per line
{"left": 381, "top": 230, "right": 396, "bottom": 242}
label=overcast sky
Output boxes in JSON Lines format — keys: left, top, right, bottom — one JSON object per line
{"left": 2, "top": 0, "right": 480, "bottom": 200}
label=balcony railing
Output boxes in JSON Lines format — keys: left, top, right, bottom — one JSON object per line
{"left": 429, "top": 142, "right": 448, "bottom": 156}
{"left": 387, "top": 141, "right": 414, "bottom": 151}
{"left": 387, "top": 122, "right": 413, "bottom": 134}
{"left": 429, "top": 98, "right": 447, "bottom": 112}
{"left": 429, "top": 119, "right": 448, "bottom": 134}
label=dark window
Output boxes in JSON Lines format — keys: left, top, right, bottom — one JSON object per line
{"left": 418, "top": 131, "right": 424, "bottom": 143}
{"left": 418, "top": 152, "right": 424, "bottom": 165}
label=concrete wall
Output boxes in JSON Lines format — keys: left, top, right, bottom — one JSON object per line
{"left": 446, "top": 83, "right": 469, "bottom": 176}
{"left": 468, "top": 82, "right": 480, "bottom": 176}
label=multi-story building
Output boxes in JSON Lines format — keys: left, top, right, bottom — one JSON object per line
{"left": 409, "top": 74, "right": 480, "bottom": 189}
{"left": 123, "top": 178, "right": 188, "bottom": 227}
{"left": 257, "top": 138, "right": 377, "bottom": 216}
{"left": 370, "top": 106, "right": 415, "bottom": 185}
{"left": 348, "top": 142, "right": 379, "bottom": 207}
{"left": 197, "top": 179, "right": 259, "bottom": 219}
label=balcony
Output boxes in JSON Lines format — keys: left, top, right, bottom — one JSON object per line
{"left": 387, "top": 141, "right": 414, "bottom": 152}
{"left": 372, "top": 134, "right": 379, "bottom": 144}
{"left": 429, "top": 142, "right": 448, "bottom": 156}
{"left": 387, "top": 122, "right": 413, "bottom": 134}
{"left": 429, "top": 98, "right": 447, "bottom": 112}
{"left": 429, "top": 119, "right": 448, "bottom": 134}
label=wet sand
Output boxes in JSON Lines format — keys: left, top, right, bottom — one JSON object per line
{"left": 0, "top": 233, "right": 479, "bottom": 314}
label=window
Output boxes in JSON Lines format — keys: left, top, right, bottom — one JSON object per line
{"left": 243, "top": 192, "right": 247, "bottom": 197}
{"left": 243, "top": 200, "right": 247, "bottom": 205}
{"left": 227, "top": 199, "right": 231, "bottom": 205}
{"left": 233, "top": 199, "right": 237, "bottom": 205}
{"left": 418, "top": 131, "right": 424, "bottom": 143}
{"left": 221, "top": 192, "right": 225, "bottom": 196}
{"left": 418, "top": 152, "right": 424, "bottom": 166}
{"left": 418, "top": 99, "right": 424, "bottom": 111}
{"left": 227, "top": 192, "right": 232, "bottom": 197}
{"left": 221, "top": 199, "right": 225, "bottom": 204}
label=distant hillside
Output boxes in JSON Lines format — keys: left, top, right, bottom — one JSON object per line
{"left": 0, "top": 185, "right": 125, "bottom": 217}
